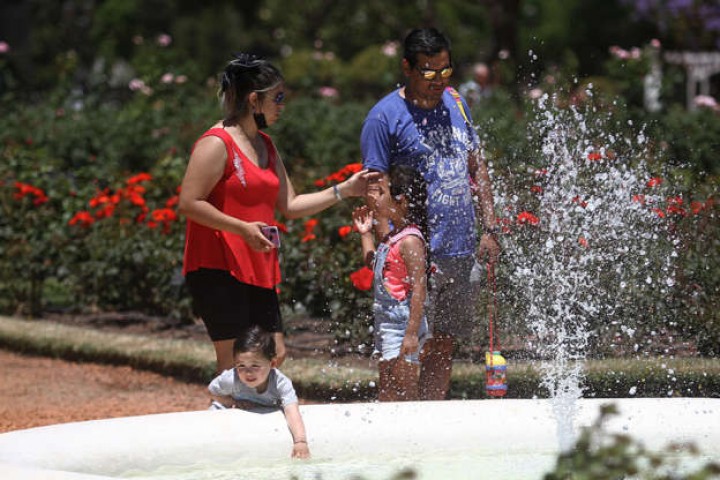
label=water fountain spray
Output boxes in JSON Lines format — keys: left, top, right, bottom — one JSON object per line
{"left": 501, "top": 89, "right": 676, "bottom": 451}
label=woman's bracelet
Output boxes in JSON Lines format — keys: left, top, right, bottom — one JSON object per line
{"left": 332, "top": 184, "right": 343, "bottom": 201}
{"left": 293, "top": 439, "right": 307, "bottom": 444}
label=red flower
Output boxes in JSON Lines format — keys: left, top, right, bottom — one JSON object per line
{"left": 343, "top": 163, "right": 363, "bottom": 174}
{"left": 587, "top": 152, "right": 602, "bottom": 161}
{"left": 632, "top": 194, "right": 646, "bottom": 205}
{"left": 277, "top": 222, "right": 288, "bottom": 233}
{"left": 303, "top": 218, "right": 319, "bottom": 237}
{"left": 68, "top": 211, "right": 95, "bottom": 227}
{"left": 349, "top": 267, "right": 373, "bottom": 291}
{"left": 165, "top": 195, "right": 179, "bottom": 208}
{"left": 315, "top": 163, "right": 364, "bottom": 188}
{"left": 578, "top": 236, "right": 589, "bottom": 248}
{"left": 646, "top": 177, "right": 663, "bottom": 188}
{"left": 125, "top": 190, "right": 146, "bottom": 207}
{"left": 652, "top": 208, "right": 665, "bottom": 218}
{"left": 147, "top": 208, "right": 177, "bottom": 234}
{"left": 517, "top": 211, "right": 540, "bottom": 226}
{"left": 126, "top": 173, "right": 152, "bottom": 185}
{"left": 89, "top": 189, "right": 114, "bottom": 208}
{"left": 95, "top": 204, "right": 116, "bottom": 219}
{"left": 571, "top": 196, "right": 588, "bottom": 208}
{"left": 327, "top": 172, "right": 345, "bottom": 183}
{"left": 150, "top": 208, "right": 177, "bottom": 222}
{"left": 691, "top": 201, "right": 704, "bottom": 215}
{"left": 530, "top": 185, "right": 543, "bottom": 194}
{"left": 338, "top": 225, "right": 352, "bottom": 238}
{"left": 665, "top": 196, "right": 686, "bottom": 216}
{"left": 32, "top": 193, "right": 48, "bottom": 205}
{"left": 13, "top": 181, "right": 48, "bottom": 205}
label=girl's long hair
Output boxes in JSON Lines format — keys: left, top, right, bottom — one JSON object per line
{"left": 389, "top": 165, "right": 428, "bottom": 242}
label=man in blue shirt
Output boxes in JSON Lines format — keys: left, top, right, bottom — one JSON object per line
{"left": 361, "top": 28, "right": 501, "bottom": 400}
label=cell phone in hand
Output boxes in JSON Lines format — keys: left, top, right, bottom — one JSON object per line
{"left": 261, "top": 225, "right": 281, "bottom": 248}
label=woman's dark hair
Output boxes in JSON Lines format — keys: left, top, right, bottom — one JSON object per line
{"left": 389, "top": 165, "right": 428, "bottom": 240}
{"left": 219, "top": 53, "right": 283, "bottom": 126}
{"left": 233, "top": 325, "right": 276, "bottom": 361}
{"left": 403, "top": 28, "right": 452, "bottom": 68}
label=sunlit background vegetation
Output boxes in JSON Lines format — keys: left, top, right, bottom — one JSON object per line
{"left": 0, "top": 0, "right": 718, "bottom": 358}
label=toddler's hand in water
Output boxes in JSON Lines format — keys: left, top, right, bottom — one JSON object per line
{"left": 292, "top": 441, "right": 310, "bottom": 459}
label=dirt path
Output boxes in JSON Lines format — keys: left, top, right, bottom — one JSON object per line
{"left": 0, "top": 349, "right": 209, "bottom": 433}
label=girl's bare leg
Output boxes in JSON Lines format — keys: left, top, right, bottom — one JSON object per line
{"left": 378, "top": 358, "right": 420, "bottom": 402}
{"left": 418, "top": 334, "right": 454, "bottom": 400}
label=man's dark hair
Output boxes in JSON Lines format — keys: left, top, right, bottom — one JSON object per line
{"left": 233, "top": 325, "right": 276, "bottom": 360}
{"left": 403, "top": 28, "right": 452, "bottom": 67}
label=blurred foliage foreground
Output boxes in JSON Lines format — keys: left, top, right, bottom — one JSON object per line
{"left": 0, "top": 47, "right": 718, "bottom": 361}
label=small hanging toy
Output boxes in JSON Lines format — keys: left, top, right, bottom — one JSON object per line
{"left": 485, "top": 262, "right": 507, "bottom": 397}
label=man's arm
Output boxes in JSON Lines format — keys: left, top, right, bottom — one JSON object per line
{"left": 469, "top": 150, "right": 501, "bottom": 262}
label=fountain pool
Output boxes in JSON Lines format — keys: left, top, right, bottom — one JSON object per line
{"left": 0, "top": 398, "right": 717, "bottom": 479}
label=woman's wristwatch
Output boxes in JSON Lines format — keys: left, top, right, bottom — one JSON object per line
{"left": 484, "top": 225, "right": 500, "bottom": 234}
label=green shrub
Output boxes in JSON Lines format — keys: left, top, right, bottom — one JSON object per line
{"left": 0, "top": 64, "right": 718, "bottom": 355}
{"left": 545, "top": 403, "right": 720, "bottom": 480}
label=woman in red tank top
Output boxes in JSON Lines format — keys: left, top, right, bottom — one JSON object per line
{"left": 178, "top": 53, "right": 379, "bottom": 373}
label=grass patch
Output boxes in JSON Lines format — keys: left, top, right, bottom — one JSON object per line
{"left": 0, "top": 315, "right": 376, "bottom": 400}
{"left": 1, "top": 315, "right": 718, "bottom": 400}
{"left": 450, "top": 358, "right": 720, "bottom": 399}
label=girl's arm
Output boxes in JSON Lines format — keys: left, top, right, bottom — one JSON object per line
{"left": 352, "top": 206, "right": 376, "bottom": 268}
{"left": 283, "top": 403, "right": 310, "bottom": 459}
{"left": 399, "top": 235, "right": 427, "bottom": 357}
{"left": 178, "top": 136, "right": 275, "bottom": 251}
{"left": 275, "top": 154, "right": 380, "bottom": 219}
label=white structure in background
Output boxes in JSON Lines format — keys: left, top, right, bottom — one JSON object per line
{"left": 643, "top": 42, "right": 663, "bottom": 112}
{"left": 664, "top": 51, "right": 720, "bottom": 110}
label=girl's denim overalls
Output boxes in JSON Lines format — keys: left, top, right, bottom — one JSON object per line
{"left": 372, "top": 227, "right": 429, "bottom": 363}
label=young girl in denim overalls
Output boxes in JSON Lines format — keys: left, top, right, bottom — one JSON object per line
{"left": 353, "top": 165, "right": 429, "bottom": 401}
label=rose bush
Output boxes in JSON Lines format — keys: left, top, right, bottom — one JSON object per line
{"left": 0, "top": 40, "right": 717, "bottom": 353}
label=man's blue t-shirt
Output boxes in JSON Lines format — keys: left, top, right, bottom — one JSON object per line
{"left": 361, "top": 88, "right": 480, "bottom": 258}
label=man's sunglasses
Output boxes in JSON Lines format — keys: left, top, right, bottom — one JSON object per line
{"left": 416, "top": 66, "right": 453, "bottom": 81}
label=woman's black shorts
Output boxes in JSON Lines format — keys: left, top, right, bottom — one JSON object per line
{"left": 185, "top": 268, "right": 283, "bottom": 341}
